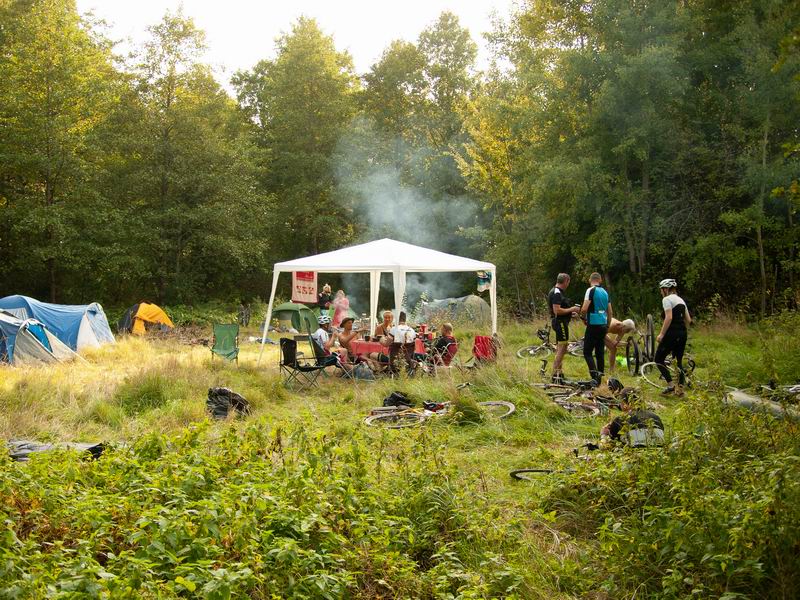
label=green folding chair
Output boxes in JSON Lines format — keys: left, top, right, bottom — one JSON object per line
{"left": 211, "top": 323, "right": 240, "bottom": 363}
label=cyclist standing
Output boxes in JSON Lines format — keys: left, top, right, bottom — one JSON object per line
{"left": 548, "top": 273, "right": 579, "bottom": 383}
{"left": 655, "top": 278, "right": 692, "bottom": 396}
{"left": 580, "top": 272, "right": 612, "bottom": 385}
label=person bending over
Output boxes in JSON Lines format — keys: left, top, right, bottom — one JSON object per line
{"left": 655, "top": 278, "right": 692, "bottom": 396}
{"left": 580, "top": 272, "right": 612, "bottom": 385}
{"left": 605, "top": 318, "right": 636, "bottom": 373}
{"left": 548, "top": 273, "right": 580, "bottom": 383}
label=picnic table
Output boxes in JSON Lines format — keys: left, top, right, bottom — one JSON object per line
{"left": 349, "top": 338, "right": 425, "bottom": 357}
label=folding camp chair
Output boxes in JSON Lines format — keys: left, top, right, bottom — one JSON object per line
{"left": 387, "top": 342, "right": 419, "bottom": 377}
{"left": 308, "top": 335, "right": 354, "bottom": 380}
{"left": 211, "top": 323, "right": 239, "bottom": 363}
{"left": 462, "top": 335, "right": 498, "bottom": 369}
{"left": 279, "top": 338, "right": 327, "bottom": 390}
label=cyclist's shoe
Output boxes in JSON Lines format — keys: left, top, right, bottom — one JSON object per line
{"left": 661, "top": 384, "right": 676, "bottom": 396}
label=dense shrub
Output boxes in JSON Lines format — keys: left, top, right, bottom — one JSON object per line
{"left": 544, "top": 395, "right": 800, "bottom": 599}
{"left": 0, "top": 423, "right": 529, "bottom": 598}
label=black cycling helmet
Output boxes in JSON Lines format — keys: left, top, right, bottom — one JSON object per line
{"left": 607, "top": 377, "right": 623, "bottom": 393}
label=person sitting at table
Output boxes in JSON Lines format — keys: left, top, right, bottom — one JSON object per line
{"left": 432, "top": 322, "right": 457, "bottom": 365}
{"left": 366, "top": 334, "right": 392, "bottom": 372}
{"left": 337, "top": 316, "right": 363, "bottom": 362}
{"left": 311, "top": 315, "right": 340, "bottom": 367}
{"left": 374, "top": 310, "right": 394, "bottom": 337}
{"left": 388, "top": 311, "right": 416, "bottom": 344}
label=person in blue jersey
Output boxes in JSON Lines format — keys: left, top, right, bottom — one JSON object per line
{"left": 580, "top": 272, "right": 612, "bottom": 385}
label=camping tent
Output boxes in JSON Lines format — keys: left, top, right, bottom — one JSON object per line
{"left": 0, "top": 296, "right": 115, "bottom": 352}
{"left": 418, "top": 295, "right": 491, "bottom": 325}
{"left": 0, "top": 310, "right": 78, "bottom": 365}
{"left": 258, "top": 239, "right": 497, "bottom": 363}
{"left": 118, "top": 303, "right": 174, "bottom": 335}
{"left": 273, "top": 302, "right": 317, "bottom": 334}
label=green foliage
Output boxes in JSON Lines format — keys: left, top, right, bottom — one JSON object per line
{"left": 543, "top": 395, "right": 800, "bottom": 599}
{"left": 459, "top": 0, "right": 800, "bottom": 314}
{"left": 0, "top": 423, "right": 530, "bottom": 598}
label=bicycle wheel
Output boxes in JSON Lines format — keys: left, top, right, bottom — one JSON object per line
{"left": 510, "top": 468, "right": 556, "bottom": 480}
{"left": 640, "top": 361, "right": 671, "bottom": 388}
{"left": 516, "top": 344, "right": 552, "bottom": 359}
{"left": 364, "top": 413, "right": 426, "bottom": 428}
{"left": 478, "top": 401, "right": 516, "bottom": 419}
{"left": 567, "top": 339, "right": 584, "bottom": 357}
{"left": 645, "top": 314, "right": 655, "bottom": 360}
{"left": 626, "top": 337, "right": 641, "bottom": 376}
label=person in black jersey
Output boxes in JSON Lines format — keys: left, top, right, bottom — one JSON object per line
{"left": 655, "top": 278, "right": 692, "bottom": 396}
{"left": 547, "top": 273, "right": 579, "bottom": 382}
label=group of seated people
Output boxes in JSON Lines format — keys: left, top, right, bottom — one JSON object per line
{"left": 310, "top": 310, "right": 457, "bottom": 374}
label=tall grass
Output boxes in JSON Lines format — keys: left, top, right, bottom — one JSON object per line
{"left": 0, "top": 316, "right": 798, "bottom": 598}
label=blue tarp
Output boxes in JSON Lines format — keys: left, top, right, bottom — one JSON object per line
{"left": 0, "top": 295, "right": 115, "bottom": 351}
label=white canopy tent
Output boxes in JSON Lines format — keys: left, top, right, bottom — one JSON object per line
{"left": 258, "top": 238, "right": 497, "bottom": 363}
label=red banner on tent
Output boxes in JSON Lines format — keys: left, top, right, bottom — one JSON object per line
{"left": 292, "top": 271, "right": 317, "bottom": 304}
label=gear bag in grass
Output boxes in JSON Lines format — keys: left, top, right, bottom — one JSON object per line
{"left": 207, "top": 387, "right": 251, "bottom": 420}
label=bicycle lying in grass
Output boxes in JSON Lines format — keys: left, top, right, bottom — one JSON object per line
{"left": 516, "top": 324, "right": 584, "bottom": 359}
{"left": 364, "top": 400, "right": 516, "bottom": 428}
{"left": 532, "top": 365, "right": 620, "bottom": 418}
{"left": 510, "top": 443, "right": 599, "bottom": 479}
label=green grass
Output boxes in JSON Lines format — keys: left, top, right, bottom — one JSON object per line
{"left": 0, "top": 315, "right": 798, "bottom": 598}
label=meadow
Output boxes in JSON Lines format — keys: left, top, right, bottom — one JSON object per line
{"left": 0, "top": 313, "right": 798, "bottom": 599}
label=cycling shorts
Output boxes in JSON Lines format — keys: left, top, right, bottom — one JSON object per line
{"left": 552, "top": 319, "right": 569, "bottom": 343}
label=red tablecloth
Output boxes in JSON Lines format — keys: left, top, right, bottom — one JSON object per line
{"left": 349, "top": 340, "right": 384, "bottom": 356}
{"left": 350, "top": 339, "right": 426, "bottom": 356}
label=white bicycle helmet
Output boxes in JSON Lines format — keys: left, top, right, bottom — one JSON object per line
{"left": 659, "top": 278, "right": 677, "bottom": 289}
{"left": 317, "top": 314, "right": 331, "bottom": 325}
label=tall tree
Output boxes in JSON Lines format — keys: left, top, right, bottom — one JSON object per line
{"left": 100, "top": 10, "right": 272, "bottom": 303}
{"left": 234, "top": 17, "right": 359, "bottom": 258}
{"left": 0, "top": 0, "right": 115, "bottom": 301}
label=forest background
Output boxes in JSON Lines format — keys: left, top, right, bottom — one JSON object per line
{"left": 1, "top": 0, "right": 798, "bottom": 317}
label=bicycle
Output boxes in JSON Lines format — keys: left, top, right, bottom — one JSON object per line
{"left": 624, "top": 314, "right": 656, "bottom": 376}
{"left": 639, "top": 355, "right": 697, "bottom": 389}
{"left": 510, "top": 443, "right": 599, "bottom": 480}
{"left": 363, "top": 400, "right": 516, "bottom": 428}
{"left": 532, "top": 375, "right": 615, "bottom": 418}
{"left": 516, "top": 324, "right": 584, "bottom": 359}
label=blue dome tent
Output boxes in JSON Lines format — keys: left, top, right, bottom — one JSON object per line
{"left": 0, "top": 310, "right": 78, "bottom": 365}
{"left": 0, "top": 295, "right": 115, "bottom": 352}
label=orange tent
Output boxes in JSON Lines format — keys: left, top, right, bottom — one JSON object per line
{"left": 118, "top": 303, "right": 174, "bottom": 335}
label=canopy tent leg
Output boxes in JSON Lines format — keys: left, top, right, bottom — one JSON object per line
{"left": 490, "top": 267, "right": 498, "bottom": 334}
{"left": 369, "top": 271, "right": 380, "bottom": 333}
{"left": 257, "top": 270, "right": 281, "bottom": 366}
{"left": 392, "top": 269, "right": 406, "bottom": 319}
